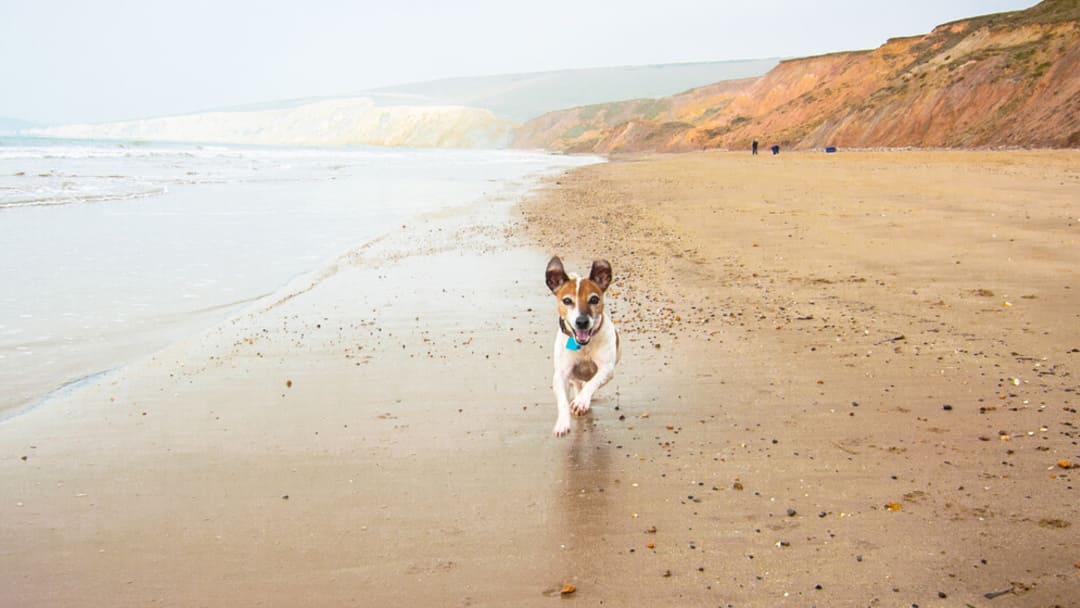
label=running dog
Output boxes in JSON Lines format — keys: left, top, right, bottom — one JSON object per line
{"left": 545, "top": 256, "right": 621, "bottom": 436}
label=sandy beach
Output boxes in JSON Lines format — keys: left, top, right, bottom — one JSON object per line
{"left": 2, "top": 149, "right": 1078, "bottom": 606}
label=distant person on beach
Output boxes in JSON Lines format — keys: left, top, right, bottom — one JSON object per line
{"left": 771, "top": 144, "right": 780, "bottom": 155}
{"left": 752, "top": 140, "right": 758, "bottom": 155}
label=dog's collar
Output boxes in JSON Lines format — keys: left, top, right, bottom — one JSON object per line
{"left": 559, "top": 315, "right": 604, "bottom": 350}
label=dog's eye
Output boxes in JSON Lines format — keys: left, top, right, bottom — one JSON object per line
{"left": 562, "top": 297, "right": 573, "bottom": 306}
{"left": 588, "top": 295, "right": 600, "bottom": 305}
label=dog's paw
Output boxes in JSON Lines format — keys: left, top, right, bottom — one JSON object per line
{"left": 552, "top": 417, "right": 572, "bottom": 437}
{"left": 570, "top": 395, "right": 591, "bottom": 416}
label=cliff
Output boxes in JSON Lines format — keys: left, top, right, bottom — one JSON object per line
{"left": 22, "top": 61, "right": 779, "bottom": 149}
{"left": 29, "top": 98, "right": 515, "bottom": 149}
{"left": 513, "top": 0, "right": 1080, "bottom": 152}
{"left": 365, "top": 59, "right": 778, "bottom": 123}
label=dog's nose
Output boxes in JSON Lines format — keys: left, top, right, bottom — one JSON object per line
{"left": 575, "top": 315, "right": 590, "bottom": 329}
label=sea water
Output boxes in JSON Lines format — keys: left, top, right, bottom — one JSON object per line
{"left": 0, "top": 137, "right": 598, "bottom": 415}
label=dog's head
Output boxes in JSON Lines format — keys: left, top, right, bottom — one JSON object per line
{"left": 545, "top": 256, "right": 612, "bottom": 346}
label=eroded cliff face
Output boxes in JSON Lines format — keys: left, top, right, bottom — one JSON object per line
{"left": 513, "top": 0, "right": 1080, "bottom": 152}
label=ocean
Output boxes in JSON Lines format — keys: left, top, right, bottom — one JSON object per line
{"left": 0, "top": 137, "right": 598, "bottom": 415}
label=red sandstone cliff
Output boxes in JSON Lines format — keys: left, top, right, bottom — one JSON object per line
{"left": 513, "top": 0, "right": 1080, "bottom": 152}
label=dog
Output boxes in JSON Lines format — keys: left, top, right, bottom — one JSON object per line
{"left": 545, "top": 256, "right": 621, "bottom": 436}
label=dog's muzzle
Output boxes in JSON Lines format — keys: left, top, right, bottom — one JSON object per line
{"left": 572, "top": 315, "right": 594, "bottom": 345}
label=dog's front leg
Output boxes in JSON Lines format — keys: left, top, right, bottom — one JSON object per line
{"left": 552, "top": 371, "right": 573, "bottom": 436}
{"left": 570, "top": 361, "right": 615, "bottom": 415}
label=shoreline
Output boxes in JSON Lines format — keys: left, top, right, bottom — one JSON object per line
{"left": 2, "top": 149, "right": 1077, "bottom": 607}
{"left": 0, "top": 144, "right": 598, "bottom": 417}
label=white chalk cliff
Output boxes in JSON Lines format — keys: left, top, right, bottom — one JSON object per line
{"left": 31, "top": 98, "right": 514, "bottom": 148}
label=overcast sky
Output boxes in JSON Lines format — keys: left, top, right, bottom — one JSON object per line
{"left": 1, "top": 0, "right": 1036, "bottom": 125}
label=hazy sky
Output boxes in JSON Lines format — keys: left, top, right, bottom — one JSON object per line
{"left": 1, "top": 0, "right": 1036, "bottom": 125}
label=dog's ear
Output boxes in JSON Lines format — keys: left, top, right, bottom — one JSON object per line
{"left": 589, "top": 259, "right": 613, "bottom": 291}
{"left": 546, "top": 256, "right": 569, "bottom": 293}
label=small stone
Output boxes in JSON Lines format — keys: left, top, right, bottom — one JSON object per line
{"left": 942, "top": 404, "right": 953, "bottom": 411}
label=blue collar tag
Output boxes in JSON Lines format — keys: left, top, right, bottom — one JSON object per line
{"left": 565, "top": 336, "right": 582, "bottom": 351}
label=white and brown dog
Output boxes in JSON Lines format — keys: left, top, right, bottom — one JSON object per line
{"left": 545, "top": 256, "right": 621, "bottom": 436}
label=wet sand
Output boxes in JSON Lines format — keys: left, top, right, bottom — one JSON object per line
{"left": 2, "top": 150, "right": 1078, "bottom": 606}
